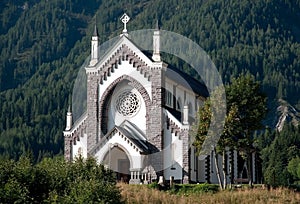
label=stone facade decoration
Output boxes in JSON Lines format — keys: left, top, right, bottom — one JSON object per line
{"left": 63, "top": 14, "right": 253, "bottom": 185}
{"left": 115, "top": 91, "right": 140, "bottom": 117}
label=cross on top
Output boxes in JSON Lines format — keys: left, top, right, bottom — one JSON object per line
{"left": 120, "top": 13, "right": 130, "bottom": 34}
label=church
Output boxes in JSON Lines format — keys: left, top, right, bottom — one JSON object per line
{"left": 63, "top": 14, "right": 258, "bottom": 184}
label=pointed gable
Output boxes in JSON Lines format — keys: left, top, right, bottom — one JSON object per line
{"left": 86, "top": 35, "right": 155, "bottom": 74}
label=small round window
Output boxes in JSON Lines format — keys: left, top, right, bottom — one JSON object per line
{"left": 115, "top": 91, "right": 140, "bottom": 117}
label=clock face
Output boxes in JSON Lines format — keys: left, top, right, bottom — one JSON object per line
{"left": 115, "top": 91, "right": 140, "bottom": 117}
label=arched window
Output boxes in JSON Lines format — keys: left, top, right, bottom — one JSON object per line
{"left": 165, "top": 90, "right": 172, "bottom": 107}
{"left": 177, "top": 97, "right": 182, "bottom": 111}
{"left": 188, "top": 102, "right": 193, "bottom": 115}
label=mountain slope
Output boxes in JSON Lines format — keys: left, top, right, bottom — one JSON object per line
{"left": 276, "top": 99, "right": 300, "bottom": 131}
{"left": 0, "top": 0, "right": 300, "bottom": 160}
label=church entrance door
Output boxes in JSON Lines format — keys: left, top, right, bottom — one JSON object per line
{"left": 103, "top": 146, "right": 131, "bottom": 182}
{"left": 118, "top": 158, "right": 130, "bottom": 183}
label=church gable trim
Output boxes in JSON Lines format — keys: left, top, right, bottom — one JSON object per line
{"left": 97, "top": 44, "right": 152, "bottom": 85}
{"left": 99, "top": 36, "right": 153, "bottom": 68}
{"left": 87, "top": 36, "right": 154, "bottom": 81}
{"left": 90, "top": 125, "right": 149, "bottom": 158}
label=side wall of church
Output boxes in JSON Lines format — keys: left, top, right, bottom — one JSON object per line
{"left": 86, "top": 73, "right": 99, "bottom": 153}
{"left": 165, "top": 78, "right": 203, "bottom": 121}
{"left": 163, "top": 124, "right": 183, "bottom": 181}
{"left": 164, "top": 77, "right": 206, "bottom": 183}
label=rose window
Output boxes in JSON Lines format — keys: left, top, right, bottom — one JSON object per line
{"left": 115, "top": 91, "right": 140, "bottom": 117}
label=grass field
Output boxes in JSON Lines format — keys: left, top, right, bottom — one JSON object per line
{"left": 118, "top": 183, "right": 300, "bottom": 204}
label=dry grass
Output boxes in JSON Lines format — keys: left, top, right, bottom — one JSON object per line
{"left": 118, "top": 183, "right": 300, "bottom": 204}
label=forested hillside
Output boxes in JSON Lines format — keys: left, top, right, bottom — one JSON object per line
{"left": 0, "top": 0, "right": 300, "bottom": 163}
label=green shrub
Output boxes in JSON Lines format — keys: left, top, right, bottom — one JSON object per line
{"left": 170, "top": 183, "right": 219, "bottom": 195}
{"left": 192, "top": 183, "right": 219, "bottom": 193}
{"left": 148, "top": 182, "right": 159, "bottom": 189}
{"left": 0, "top": 156, "right": 122, "bottom": 203}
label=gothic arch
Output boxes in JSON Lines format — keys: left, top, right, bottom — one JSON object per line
{"left": 99, "top": 75, "right": 151, "bottom": 135}
{"left": 100, "top": 143, "right": 134, "bottom": 170}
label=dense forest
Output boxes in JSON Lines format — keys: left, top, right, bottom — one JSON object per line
{"left": 0, "top": 0, "right": 300, "bottom": 187}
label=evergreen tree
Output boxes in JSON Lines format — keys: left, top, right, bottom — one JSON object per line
{"left": 261, "top": 124, "right": 300, "bottom": 187}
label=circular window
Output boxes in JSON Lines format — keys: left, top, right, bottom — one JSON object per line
{"left": 115, "top": 91, "right": 140, "bottom": 117}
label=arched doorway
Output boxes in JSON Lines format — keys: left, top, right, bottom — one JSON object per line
{"left": 103, "top": 145, "right": 131, "bottom": 183}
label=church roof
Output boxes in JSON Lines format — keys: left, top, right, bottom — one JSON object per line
{"left": 116, "top": 120, "right": 150, "bottom": 154}
{"left": 166, "top": 65, "right": 209, "bottom": 97}
{"left": 88, "top": 120, "right": 150, "bottom": 156}
{"left": 142, "top": 50, "right": 209, "bottom": 97}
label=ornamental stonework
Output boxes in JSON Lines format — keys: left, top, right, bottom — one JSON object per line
{"left": 115, "top": 91, "right": 140, "bottom": 117}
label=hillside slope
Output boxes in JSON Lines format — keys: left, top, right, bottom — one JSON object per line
{"left": 0, "top": 0, "right": 300, "bottom": 160}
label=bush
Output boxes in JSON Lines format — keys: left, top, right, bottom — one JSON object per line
{"left": 148, "top": 182, "right": 160, "bottom": 189}
{"left": 0, "top": 156, "right": 122, "bottom": 203}
{"left": 170, "top": 183, "right": 219, "bottom": 195}
{"left": 192, "top": 183, "right": 219, "bottom": 193}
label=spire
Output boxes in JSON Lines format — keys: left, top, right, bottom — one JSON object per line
{"left": 89, "top": 21, "right": 100, "bottom": 66}
{"left": 152, "top": 19, "right": 161, "bottom": 62}
{"left": 66, "top": 105, "right": 73, "bottom": 131}
{"left": 93, "top": 24, "right": 99, "bottom": 37}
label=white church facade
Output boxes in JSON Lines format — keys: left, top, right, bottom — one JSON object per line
{"left": 63, "top": 14, "right": 258, "bottom": 184}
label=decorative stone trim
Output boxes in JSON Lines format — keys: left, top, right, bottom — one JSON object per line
{"left": 64, "top": 113, "right": 87, "bottom": 136}
{"left": 141, "top": 165, "right": 157, "bottom": 183}
{"left": 98, "top": 45, "right": 151, "bottom": 83}
{"left": 164, "top": 109, "right": 183, "bottom": 136}
{"left": 129, "top": 170, "right": 142, "bottom": 184}
{"left": 63, "top": 113, "right": 87, "bottom": 146}
{"left": 89, "top": 126, "right": 145, "bottom": 156}
{"left": 166, "top": 119, "right": 180, "bottom": 136}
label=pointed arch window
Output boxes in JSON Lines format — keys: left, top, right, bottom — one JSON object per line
{"left": 176, "top": 97, "right": 182, "bottom": 111}
{"left": 165, "top": 90, "right": 173, "bottom": 107}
